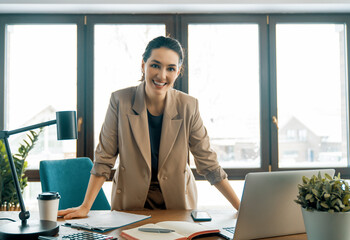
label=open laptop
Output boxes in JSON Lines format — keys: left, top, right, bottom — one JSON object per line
{"left": 205, "top": 169, "right": 335, "bottom": 240}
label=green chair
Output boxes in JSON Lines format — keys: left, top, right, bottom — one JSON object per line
{"left": 39, "top": 157, "right": 111, "bottom": 210}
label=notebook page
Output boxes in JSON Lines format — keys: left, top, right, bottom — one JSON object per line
{"left": 121, "top": 223, "right": 186, "bottom": 240}
{"left": 157, "top": 221, "right": 219, "bottom": 237}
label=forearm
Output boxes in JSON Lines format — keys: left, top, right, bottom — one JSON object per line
{"left": 81, "top": 174, "right": 106, "bottom": 210}
{"left": 214, "top": 178, "right": 240, "bottom": 211}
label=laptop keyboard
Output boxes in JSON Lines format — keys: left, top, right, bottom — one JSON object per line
{"left": 62, "top": 232, "right": 115, "bottom": 240}
{"left": 223, "top": 227, "right": 236, "bottom": 234}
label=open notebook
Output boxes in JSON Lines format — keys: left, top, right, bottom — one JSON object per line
{"left": 121, "top": 221, "right": 219, "bottom": 240}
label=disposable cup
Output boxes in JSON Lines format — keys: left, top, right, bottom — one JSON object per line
{"left": 37, "top": 192, "right": 60, "bottom": 222}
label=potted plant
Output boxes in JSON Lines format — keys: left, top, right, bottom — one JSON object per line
{"left": 0, "top": 129, "right": 42, "bottom": 211}
{"left": 295, "top": 172, "right": 350, "bottom": 240}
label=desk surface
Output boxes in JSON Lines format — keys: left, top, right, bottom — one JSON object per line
{"left": 0, "top": 210, "right": 307, "bottom": 240}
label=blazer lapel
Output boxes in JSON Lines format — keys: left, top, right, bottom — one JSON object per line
{"left": 127, "top": 82, "right": 151, "bottom": 171}
{"left": 158, "top": 89, "right": 183, "bottom": 170}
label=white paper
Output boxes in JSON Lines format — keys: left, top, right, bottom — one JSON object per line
{"left": 65, "top": 211, "right": 150, "bottom": 230}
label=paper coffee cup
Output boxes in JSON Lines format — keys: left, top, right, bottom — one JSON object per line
{"left": 37, "top": 192, "right": 61, "bottom": 222}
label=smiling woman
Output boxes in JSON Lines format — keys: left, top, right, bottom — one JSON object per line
{"left": 57, "top": 35, "right": 240, "bottom": 220}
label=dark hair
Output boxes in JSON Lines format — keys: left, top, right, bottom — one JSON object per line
{"left": 142, "top": 36, "right": 184, "bottom": 66}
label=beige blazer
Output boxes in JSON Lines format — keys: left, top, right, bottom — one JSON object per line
{"left": 91, "top": 82, "right": 227, "bottom": 210}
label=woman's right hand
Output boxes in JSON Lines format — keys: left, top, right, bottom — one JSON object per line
{"left": 57, "top": 205, "right": 90, "bottom": 220}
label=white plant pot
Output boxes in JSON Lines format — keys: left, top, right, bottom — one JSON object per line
{"left": 301, "top": 207, "right": 350, "bottom": 240}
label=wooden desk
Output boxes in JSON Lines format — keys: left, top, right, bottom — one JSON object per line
{"left": 0, "top": 210, "right": 307, "bottom": 240}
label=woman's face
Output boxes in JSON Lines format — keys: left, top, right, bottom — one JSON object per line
{"left": 142, "top": 47, "right": 181, "bottom": 99}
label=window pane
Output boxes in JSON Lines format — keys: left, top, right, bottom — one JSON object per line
{"left": 5, "top": 25, "right": 77, "bottom": 169}
{"left": 94, "top": 24, "right": 165, "bottom": 151}
{"left": 188, "top": 24, "right": 260, "bottom": 168}
{"left": 276, "top": 24, "right": 349, "bottom": 168}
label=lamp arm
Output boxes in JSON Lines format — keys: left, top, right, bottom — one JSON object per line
{"left": 0, "top": 119, "right": 56, "bottom": 226}
{"left": 2, "top": 137, "right": 29, "bottom": 225}
{"left": 8, "top": 119, "right": 56, "bottom": 136}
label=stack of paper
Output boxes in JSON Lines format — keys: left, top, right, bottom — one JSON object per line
{"left": 64, "top": 211, "right": 151, "bottom": 233}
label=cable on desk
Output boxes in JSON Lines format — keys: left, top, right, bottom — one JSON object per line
{"left": 0, "top": 218, "right": 16, "bottom": 222}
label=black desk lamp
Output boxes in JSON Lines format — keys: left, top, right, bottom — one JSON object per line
{"left": 0, "top": 111, "right": 77, "bottom": 240}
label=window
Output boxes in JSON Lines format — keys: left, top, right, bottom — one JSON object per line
{"left": 270, "top": 16, "right": 350, "bottom": 175}
{"left": 181, "top": 15, "right": 269, "bottom": 178}
{"left": 286, "top": 130, "right": 297, "bottom": 141}
{"left": 188, "top": 23, "right": 261, "bottom": 169}
{"left": 299, "top": 129, "right": 307, "bottom": 142}
{"left": 5, "top": 24, "right": 77, "bottom": 169}
{"left": 1, "top": 14, "right": 350, "bottom": 181}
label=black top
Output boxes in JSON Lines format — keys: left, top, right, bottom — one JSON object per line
{"left": 147, "top": 110, "right": 163, "bottom": 181}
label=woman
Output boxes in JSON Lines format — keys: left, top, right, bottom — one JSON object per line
{"left": 58, "top": 36, "right": 240, "bottom": 219}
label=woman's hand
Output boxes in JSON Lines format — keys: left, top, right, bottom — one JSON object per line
{"left": 57, "top": 205, "right": 90, "bottom": 220}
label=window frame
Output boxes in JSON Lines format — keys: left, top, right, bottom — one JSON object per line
{"left": 269, "top": 14, "right": 350, "bottom": 178}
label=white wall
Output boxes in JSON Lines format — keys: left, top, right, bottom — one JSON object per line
{"left": 1, "top": 0, "right": 350, "bottom": 4}
{"left": 0, "top": 0, "right": 350, "bottom": 14}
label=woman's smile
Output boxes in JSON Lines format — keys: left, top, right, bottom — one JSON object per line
{"left": 152, "top": 80, "right": 167, "bottom": 87}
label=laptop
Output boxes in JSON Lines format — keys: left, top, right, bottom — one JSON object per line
{"left": 205, "top": 169, "right": 335, "bottom": 240}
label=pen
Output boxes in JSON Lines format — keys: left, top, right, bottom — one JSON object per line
{"left": 38, "top": 237, "right": 59, "bottom": 240}
{"left": 63, "top": 222, "right": 104, "bottom": 232}
{"left": 138, "top": 227, "right": 175, "bottom": 233}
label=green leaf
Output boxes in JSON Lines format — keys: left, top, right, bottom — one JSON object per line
{"left": 23, "top": 140, "right": 30, "bottom": 148}
{"left": 29, "top": 130, "right": 37, "bottom": 137}
{"left": 302, "top": 176, "right": 309, "bottom": 184}
{"left": 325, "top": 173, "right": 333, "bottom": 180}
{"left": 337, "top": 172, "right": 341, "bottom": 179}
{"left": 311, "top": 189, "right": 319, "bottom": 197}
{"left": 305, "top": 194, "right": 313, "bottom": 200}
{"left": 27, "top": 133, "right": 33, "bottom": 141}
{"left": 342, "top": 206, "right": 350, "bottom": 212}
{"left": 320, "top": 202, "right": 329, "bottom": 209}
{"left": 342, "top": 194, "right": 350, "bottom": 205}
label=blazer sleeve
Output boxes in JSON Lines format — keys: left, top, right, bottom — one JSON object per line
{"left": 91, "top": 93, "right": 119, "bottom": 180}
{"left": 189, "top": 98, "right": 228, "bottom": 185}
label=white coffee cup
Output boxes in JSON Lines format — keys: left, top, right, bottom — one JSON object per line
{"left": 37, "top": 192, "right": 61, "bottom": 222}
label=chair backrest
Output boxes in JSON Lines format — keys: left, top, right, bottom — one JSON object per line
{"left": 39, "top": 157, "right": 111, "bottom": 210}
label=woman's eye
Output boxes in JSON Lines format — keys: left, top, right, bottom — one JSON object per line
{"left": 168, "top": 67, "right": 176, "bottom": 72}
{"left": 151, "top": 64, "right": 160, "bottom": 68}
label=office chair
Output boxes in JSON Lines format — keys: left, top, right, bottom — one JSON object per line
{"left": 39, "top": 157, "right": 111, "bottom": 210}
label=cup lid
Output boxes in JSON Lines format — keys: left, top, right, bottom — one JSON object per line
{"left": 37, "top": 191, "right": 61, "bottom": 200}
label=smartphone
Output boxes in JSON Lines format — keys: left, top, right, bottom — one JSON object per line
{"left": 191, "top": 210, "right": 212, "bottom": 221}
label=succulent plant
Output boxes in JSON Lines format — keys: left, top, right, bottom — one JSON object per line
{"left": 295, "top": 172, "right": 350, "bottom": 213}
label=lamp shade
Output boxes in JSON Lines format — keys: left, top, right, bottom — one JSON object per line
{"left": 56, "top": 111, "right": 78, "bottom": 140}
